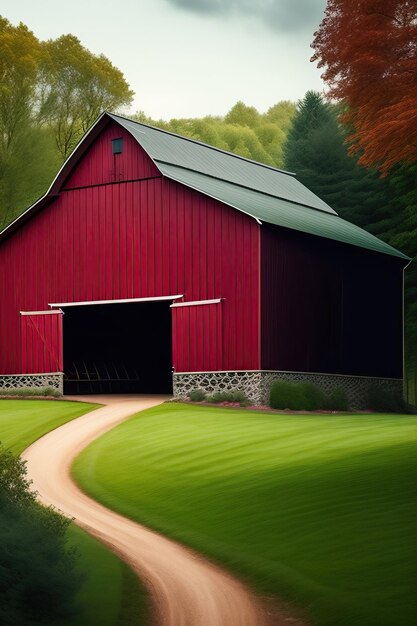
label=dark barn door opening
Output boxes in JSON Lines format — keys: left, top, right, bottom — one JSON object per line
{"left": 63, "top": 302, "right": 172, "bottom": 394}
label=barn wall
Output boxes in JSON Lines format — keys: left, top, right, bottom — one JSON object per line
{"left": 261, "top": 224, "right": 404, "bottom": 379}
{"left": 0, "top": 164, "right": 260, "bottom": 374}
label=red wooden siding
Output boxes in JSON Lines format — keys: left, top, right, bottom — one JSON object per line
{"left": 261, "top": 224, "right": 404, "bottom": 378}
{"left": 172, "top": 303, "right": 223, "bottom": 372}
{"left": 0, "top": 134, "right": 260, "bottom": 374}
{"left": 21, "top": 313, "right": 63, "bottom": 373}
{"left": 63, "top": 122, "right": 161, "bottom": 189}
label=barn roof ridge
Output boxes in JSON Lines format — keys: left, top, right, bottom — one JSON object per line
{"left": 106, "top": 111, "right": 297, "bottom": 178}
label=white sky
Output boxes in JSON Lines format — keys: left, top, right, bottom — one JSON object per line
{"left": 1, "top": 0, "right": 326, "bottom": 120}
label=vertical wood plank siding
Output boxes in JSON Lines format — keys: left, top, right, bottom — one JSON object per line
{"left": 63, "top": 124, "right": 161, "bottom": 189}
{"left": 0, "top": 124, "right": 260, "bottom": 374}
{"left": 261, "top": 224, "right": 404, "bottom": 379}
{"left": 172, "top": 303, "right": 223, "bottom": 372}
{"left": 21, "top": 314, "right": 63, "bottom": 373}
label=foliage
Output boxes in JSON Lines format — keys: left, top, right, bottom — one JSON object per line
{"left": 366, "top": 385, "right": 415, "bottom": 413}
{"left": 205, "top": 390, "right": 249, "bottom": 406}
{"left": 270, "top": 380, "right": 324, "bottom": 410}
{"left": 40, "top": 34, "right": 134, "bottom": 158}
{"left": 323, "top": 388, "right": 350, "bottom": 411}
{"left": 299, "top": 382, "right": 327, "bottom": 410}
{"left": 0, "top": 445, "right": 34, "bottom": 506}
{"left": 0, "top": 385, "right": 61, "bottom": 397}
{"left": 0, "top": 16, "right": 133, "bottom": 227}
{"left": 270, "top": 381, "right": 350, "bottom": 411}
{"left": 187, "top": 389, "right": 206, "bottom": 402}
{"left": 132, "top": 100, "right": 296, "bottom": 169}
{"left": 0, "top": 444, "right": 80, "bottom": 625}
{"left": 312, "top": 1, "right": 417, "bottom": 175}
{"left": 0, "top": 17, "right": 41, "bottom": 154}
{"left": 73, "top": 403, "right": 417, "bottom": 625}
{"left": 283, "top": 91, "right": 391, "bottom": 222}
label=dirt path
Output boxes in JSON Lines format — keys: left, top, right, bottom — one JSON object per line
{"left": 22, "top": 395, "right": 275, "bottom": 626}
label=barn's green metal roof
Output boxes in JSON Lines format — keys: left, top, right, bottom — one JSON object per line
{"left": 159, "top": 163, "right": 407, "bottom": 259}
{"left": 0, "top": 111, "right": 408, "bottom": 261}
{"left": 109, "top": 113, "right": 408, "bottom": 261}
{"left": 109, "top": 113, "right": 335, "bottom": 215}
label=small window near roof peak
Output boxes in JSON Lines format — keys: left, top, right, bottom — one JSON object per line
{"left": 112, "top": 138, "right": 123, "bottom": 154}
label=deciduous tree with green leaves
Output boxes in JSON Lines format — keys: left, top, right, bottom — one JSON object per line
{"left": 0, "top": 17, "right": 134, "bottom": 227}
{"left": 40, "top": 34, "right": 134, "bottom": 158}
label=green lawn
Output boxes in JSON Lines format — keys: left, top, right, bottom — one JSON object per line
{"left": 73, "top": 403, "right": 417, "bottom": 625}
{"left": 0, "top": 399, "right": 99, "bottom": 454}
{"left": 65, "top": 525, "right": 147, "bottom": 626}
{"left": 0, "top": 399, "right": 146, "bottom": 626}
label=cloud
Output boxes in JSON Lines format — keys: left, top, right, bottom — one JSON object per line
{"left": 164, "top": 0, "right": 325, "bottom": 33}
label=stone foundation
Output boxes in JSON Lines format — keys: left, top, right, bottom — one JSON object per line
{"left": 173, "top": 370, "right": 403, "bottom": 410}
{"left": 0, "top": 373, "right": 64, "bottom": 395}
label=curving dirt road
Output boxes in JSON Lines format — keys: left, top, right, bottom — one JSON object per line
{"left": 22, "top": 395, "right": 275, "bottom": 626}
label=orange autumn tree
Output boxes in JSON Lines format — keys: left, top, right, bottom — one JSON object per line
{"left": 311, "top": 0, "right": 417, "bottom": 175}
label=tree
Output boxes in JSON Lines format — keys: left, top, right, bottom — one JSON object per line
{"left": 264, "top": 101, "right": 296, "bottom": 132}
{"left": 0, "top": 17, "right": 41, "bottom": 154}
{"left": 0, "top": 18, "right": 58, "bottom": 228}
{"left": 0, "top": 444, "right": 81, "bottom": 624}
{"left": 311, "top": 0, "right": 417, "bottom": 175}
{"left": 283, "top": 91, "right": 389, "bottom": 223}
{"left": 224, "top": 101, "right": 261, "bottom": 127}
{"left": 0, "top": 18, "right": 134, "bottom": 228}
{"left": 40, "top": 35, "right": 134, "bottom": 158}
{"left": 132, "top": 100, "right": 296, "bottom": 168}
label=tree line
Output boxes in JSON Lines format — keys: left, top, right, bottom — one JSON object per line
{"left": 0, "top": 16, "right": 133, "bottom": 228}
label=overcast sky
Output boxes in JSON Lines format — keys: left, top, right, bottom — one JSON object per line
{"left": 1, "top": 0, "right": 326, "bottom": 119}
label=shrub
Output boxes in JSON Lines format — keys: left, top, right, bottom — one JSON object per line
{"left": 0, "top": 444, "right": 80, "bottom": 624}
{"left": 270, "top": 381, "right": 308, "bottom": 410}
{"left": 298, "top": 383, "right": 326, "bottom": 410}
{"left": 270, "top": 381, "right": 344, "bottom": 411}
{"left": 205, "top": 390, "right": 249, "bottom": 406}
{"left": 0, "top": 386, "right": 61, "bottom": 397}
{"left": 366, "top": 386, "right": 416, "bottom": 413}
{"left": 324, "top": 387, "right": 350, "bottom": 411}
{"left": 188, "top": 389, "right": 206, "bottom": 402}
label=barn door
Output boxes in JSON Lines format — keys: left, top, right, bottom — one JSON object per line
{"left": 171, "top": 300, "right": 222, "bottom": 372}
{"left": 21, "top": 310, "right": 63, "bottom": 373}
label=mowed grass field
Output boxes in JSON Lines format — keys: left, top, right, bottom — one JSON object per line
{"left": 0, "top": 399, "right": 99, "bottom": 454}
{"left": 73, "top": 402, "right": 417, "bottom": 625}
{"left": 0, "top": 399, "right": 146, "bottom": 626}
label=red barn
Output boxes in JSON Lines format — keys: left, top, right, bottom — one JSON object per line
{"left": 0, "top": 113, "right": 409, "bottom": 406}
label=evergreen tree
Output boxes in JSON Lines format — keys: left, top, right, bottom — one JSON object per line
{"left": 283, "top": 91, "right": 390, "bottom": 222}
